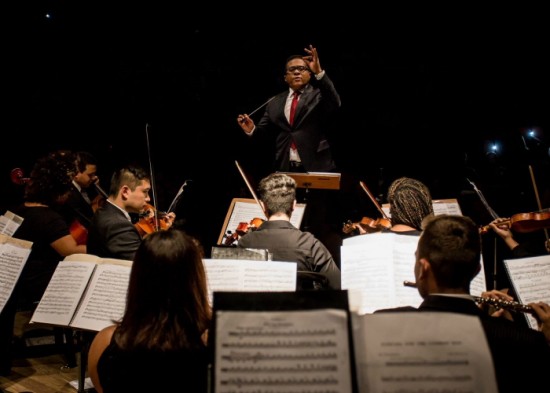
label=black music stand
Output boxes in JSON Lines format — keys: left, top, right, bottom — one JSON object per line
{"left": 281, "top": 172, "right": 341, "bottom": 231}
{"left": 281, "top": 172, "right": 341, "bottom": 191}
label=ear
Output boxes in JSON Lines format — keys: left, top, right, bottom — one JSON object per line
{"left": 120, "top": 185, "right": 130, "bottom": 200}
{"left": 417, "top": 258, "right": 431, "bottom": 281}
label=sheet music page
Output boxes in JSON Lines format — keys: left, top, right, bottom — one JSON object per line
{"left": 30, "top": 261, "right": 96, "bottom": 326}
{"left": 0, "top": 235, "right": 32, "bottom": 314}
{"left": 381, "top": 199, "right": 462, "bottom": 218}
{"left": 203, "top": 259, "right": 297, "bottom": 306}
{"left": 0, "top": 211, "right": 24, "bottom": 236}
{"left": 503, "top": 254, "right": 550, "bottom": 329}
{"left": 342, "top": 232, "right": 487, "bottom": 314}
{"left": 341, "top": 233, "right": 422, "bottom": 314}
{"left": 70, "top": 263, "right": 131, "bottom": 331}
{"left": 225, "top": 200, "right": 305, "bottom": 236}
{"left": 215, "top": 309, "right": 352, "bottom": 393}
{"left": 352, "top": 312, "right": 498, "bottom": 393}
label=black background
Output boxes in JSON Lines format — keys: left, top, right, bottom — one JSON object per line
{"left": 3, "top": 3, "right": 549, "bottom": 260}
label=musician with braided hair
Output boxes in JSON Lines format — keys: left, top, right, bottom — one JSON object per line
{"left": 385, "top": 177, "right": 434, "bottom": 234}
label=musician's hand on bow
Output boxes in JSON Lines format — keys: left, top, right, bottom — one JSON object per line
{"left": 528, "top": 301, "right": 550, "bottom": 344}
{"left": 163, "top": 212, "right": 176, "bottom": 228}
{"left": 237, "top": 114, "right": 254, "bottom": 134}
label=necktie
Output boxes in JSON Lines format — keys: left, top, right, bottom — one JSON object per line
{"left": 289, "top": 91, "right": 300, "bottom": 155}
{"left": 289, "top": 91, "right": 300, "bottom": 126}
{"left": 81, "top": 190, "right": 91, "bottom": 204}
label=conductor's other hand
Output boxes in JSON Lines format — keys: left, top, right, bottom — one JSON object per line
{"left": 237, "top": 114, "right": 254, "bottom": 134}
{"left": 303, "top": 44, "right": 322, "bottom": 75}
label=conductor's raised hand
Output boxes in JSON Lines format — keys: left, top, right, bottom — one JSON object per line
{"left": 237, "top": 114, "right": 255, "bottom": 134}
{"left": 303, "top": 44, "right": 322, "bottom": 75}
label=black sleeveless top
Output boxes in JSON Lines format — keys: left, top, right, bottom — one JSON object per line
{"left": 97, "top": 336, "right": 209, "bottom": 392}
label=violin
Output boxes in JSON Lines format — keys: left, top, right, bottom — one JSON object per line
{"left": 223, "top": 217, "right": 265, "bottom": 245}
{"left": 343, "top": 216, "right": 391, "bottom": 235}
{"left": 480, "top": 210, "right": 550, "bottom": 234}
{"left": 135, "top": 203, "right": 174, "bottom": 237}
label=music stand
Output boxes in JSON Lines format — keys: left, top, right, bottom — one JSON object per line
{"left": 280, "top": 172, "right": 341, "bottom": 190}
{"left": 279, "top": 172, "right": 340, "bottom": 232}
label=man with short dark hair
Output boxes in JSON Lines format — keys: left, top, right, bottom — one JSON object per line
{"left": 237, "top": 173, "right": 341, "bottom": 290}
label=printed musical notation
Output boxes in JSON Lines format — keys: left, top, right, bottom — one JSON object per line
{"left": 215, "top": 309, "right": 353, "bottom": 393}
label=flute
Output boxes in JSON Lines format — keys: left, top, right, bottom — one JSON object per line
{"left": 403, "top": 281, "right": 535, "bottom": 315}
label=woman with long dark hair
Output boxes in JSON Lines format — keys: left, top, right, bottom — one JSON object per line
{"left": 88, "top": 229, "right": 211, "bottom": 392}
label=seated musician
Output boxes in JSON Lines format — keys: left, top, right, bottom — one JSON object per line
{"left": 375, "top": 214, "right": 550, "bottom": 393}
{"left": 87, "top": 164, "right": 175, "bottom": 261}
{"left": 237, "top": 172, "right": 341, "bottom": 290}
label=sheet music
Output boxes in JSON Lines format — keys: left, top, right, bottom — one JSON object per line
{"left": 0, "top": 235, "right": 32, "bottom": 314}
{"left": 352, "top": 312, "right": 498, "bottom": 393}
{"left": 382, "top": 198, "right": 462, "bottom": 218}
{"left": 204, "top": 259, "right": 297, "bottom": 306}
{"left": 342, "top": 233, "right": 422, "bottom": 314}
{"left": 503, "top": 254, "right": 550, "bottom": 329}
{"left": 31, "top": 261, "right": 96, "bottom": 326}
{"left": 215, "top": 309, "right": 352, "bottom": 393}
{"left": 0, "top": 211, "right": 24, "bottom": 236}
{"left": 226, "top": 200, "right": 305, "bottom": 234}
{"left": 70, "top": 264, "right": 131, "bottom": 331}
{"left": 342, "top": 233, "right": 486, "bottom": 314}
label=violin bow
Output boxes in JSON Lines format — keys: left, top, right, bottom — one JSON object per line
{"left": 359, "top": 181, "right": 390, "bottom": 220}
{"left": 467, "top": 178, "right": 499, "bottom": 220}
{"left": 145, "top": 123, "right": 161, "bottom": 232}
{"left": 235, "top": 160, "right": 268, "bottom": 219}
{"left": 166, "top": 180, "right": 191, "bottom": 214}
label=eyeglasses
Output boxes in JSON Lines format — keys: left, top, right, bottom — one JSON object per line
{"left": 286, "top": 66, "right": 309, "bottom": 73}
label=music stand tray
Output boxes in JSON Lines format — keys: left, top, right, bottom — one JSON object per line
{"left": 279, "top": 172, "right": 341, "bottom": 190}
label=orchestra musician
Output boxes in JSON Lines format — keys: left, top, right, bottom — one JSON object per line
{"left": 375, "top": 214, "right": 550, "bottom": 393}
{"left": 87, "top": 229, "right": 210, "bottom": 392}
{"left": 488, "top": 216, "right": 550, "bottom": 258}
{"left": 349, "top": 177, "right": 434, "bottom": 236}
{"left": 87, "top": 164, "right": 175, "bottom": 261}
{"left": 56, "top": 151, "right": 106, "bottom": 244}
{"left": 237, "top": 173, "right": 341, "bottom": 290}
{"left": 1, "top": 150, "right": 86, "bottom": 375}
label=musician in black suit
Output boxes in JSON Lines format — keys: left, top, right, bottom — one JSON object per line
{"left": 375, "top": 214, "right": 550, "bottom": 393}
{"left": 57, "top": 151, "right": 102, "bottom": 231}
{"left": 237, "top": 44, "right": 341, "bottom": 173}
{"left": 87, "top": 164, "right": 175, "bottom": 261}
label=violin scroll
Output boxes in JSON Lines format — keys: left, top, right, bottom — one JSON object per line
{"left": 10, "top": 168, "right": 30, "bottom": 185}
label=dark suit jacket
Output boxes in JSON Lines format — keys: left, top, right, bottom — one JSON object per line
{"left": 57, "top": 184, "right": 95, "bottom": 228}
{"left": 237, "top": 220, "right": 341, "bottom": 289}
{"left": 87, "top": 201, "right": 141, "bottom": 261}
{"left": 376, "top": 295, "right": 550, "bottom": 393}
{"left": 254, "top": 74, "right": 341, "bottom": 172}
